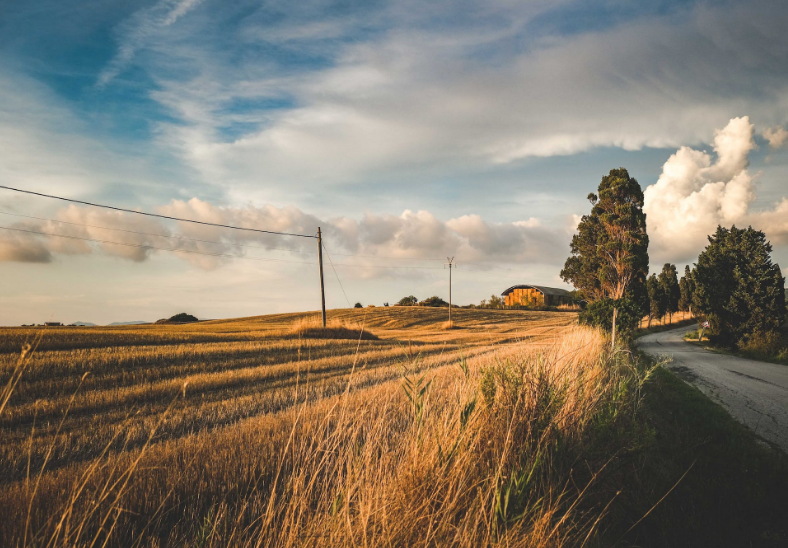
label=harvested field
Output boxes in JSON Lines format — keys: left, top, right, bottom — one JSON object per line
{"left": 0, "top": 307, "right": 656, "bottom": 547}
{"left": 0, "top": 308, "right": 575, "bottom": 483}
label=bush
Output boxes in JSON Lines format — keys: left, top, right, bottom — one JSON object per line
{"left": 419, "top": 296, "right": 448, "bottom": 307}
{"left": 579, "top": 298, "right": 643, "bottom": 334}
{"left": 739, "top": 330, "right": 788, "bottom": 361}
{"left": 396, "top": 295, "right": 418, "bottom": 306}
{"left": 354, "top": 302, "right": 363, "bottom": 308}
{"left": 155, "top": 313, "right": 198, "bottom": 324}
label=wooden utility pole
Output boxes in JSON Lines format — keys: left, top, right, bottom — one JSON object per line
{"left": 445, "top": 257, "right": 455, "bottom": 325}
{"left": 317, "top": 227, "right": 326, "bottom": 327}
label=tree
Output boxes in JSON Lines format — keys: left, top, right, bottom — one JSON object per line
{"left": 658, "top": 263, "right": 680, "bottom": 323}
{"left": 679, "top": 265, "right": 695, "bottom": 313}
{"left": 354, "top": 302, "right": 363, "bottom": 308}
{"left": 693, "top": 226, "right": 785, "bottom": 346}
{"left": 397, "top": 295, "right": 418, "bottom": 306}
{"left": 561, "top": 168, "right": 650, "bottom": 330}
{"left": 579, "top": 298, "right": 642, "bottom": 333}
{"left": 646, "top": 274, "right": 664, "bottom": 328}
{"left": 487, "top": 294, "right": 503, "bottom": 309}
{"left": 420, "top": 296, "right": 448, "bottom": 307}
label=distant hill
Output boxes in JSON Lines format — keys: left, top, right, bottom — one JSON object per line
{"left": 108, "top": 321, "right": 149, "bottom": 326}
{"left": 71, "top": 321, "right": 96, "bottom": 326}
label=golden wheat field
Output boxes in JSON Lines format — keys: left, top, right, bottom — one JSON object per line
{"left": 0, "top": 307, "right": 647, "bottom": 547}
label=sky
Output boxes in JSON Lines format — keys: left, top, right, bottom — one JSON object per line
{"left": 1, "top": 0, "right": 788, "bottom": 325}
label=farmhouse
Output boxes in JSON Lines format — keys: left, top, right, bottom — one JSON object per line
{"left": 501, "top": 285, "right": 573, "bottom": 307}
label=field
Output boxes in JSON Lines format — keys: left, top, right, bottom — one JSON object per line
{"left": 0, "top": 307, "right": 656, "bottom": 547}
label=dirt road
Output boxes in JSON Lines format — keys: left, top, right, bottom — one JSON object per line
{"left": 638, "top": 326, "right": 788, "bottom": 452}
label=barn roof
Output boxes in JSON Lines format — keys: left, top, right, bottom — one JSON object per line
{"left": 501, "top": 285, "right": 572, "bottom": 297}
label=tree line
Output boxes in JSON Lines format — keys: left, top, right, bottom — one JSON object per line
{"left": 561, "top": 168, "right": 786, "bottom": 348}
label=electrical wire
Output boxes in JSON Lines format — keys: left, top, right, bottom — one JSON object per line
{"left": 0, "top": 225, "right": 449, "bottom": 271}
{"left": 0, "top": 210, "right": 316, "bottom": 255}
{"left": 0, "top": 184, "right": 317, "bottom": 239}
{"left": 321, "top": 242, "right": 352, "bottom": 308}
{"left": 0, "top": 209, "right": 448, "bottom": 262}
{"left": 0, "top": 225, "right": 317, "bottom": 265}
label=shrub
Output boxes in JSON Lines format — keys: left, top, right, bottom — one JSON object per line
{"left": 354, "top": 302, "right": 363, "bottom": 308}
{"left": 739, "top": 331, "right": 787, "bottom": 361}
{"left": 396, "top": 295, "right": 418, "bottom": 306}
{"left": 579, "top": 297, "right": 642, "bottom": 334}
{"left": 156, "top": 312, "right": 198, "bottom": 324}
{"left": 419, "top": 296, "right": 448, "bottom": 307}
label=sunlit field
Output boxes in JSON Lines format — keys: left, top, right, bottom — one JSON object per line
{"left": 0, "top": 307, "right": 650, "bottom": 547}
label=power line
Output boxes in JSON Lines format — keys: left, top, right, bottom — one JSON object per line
{"left": 0, "top": 225, "right": 317, "bottom": 265}
{"left": 0, "top": 224, "right": 448, "bottom": 271}
{"left": 0, "top": 184, "right": 317, "bottom": 239}
{"left": 321, "top": 242, "right": 352, "bottom": 308}
{"left": 0, "top": 209, "right": 448, "bottom": 262}
{"left": 0, "top": 210, "right": 316, "bottom": 255}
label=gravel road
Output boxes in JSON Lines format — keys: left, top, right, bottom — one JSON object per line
{"left": 638, "top": 326, "right": 788, "bottom": 452}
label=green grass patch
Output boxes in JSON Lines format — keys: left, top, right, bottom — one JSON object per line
{"left": 608, "top": 362, "right": 788, "bottom": 547}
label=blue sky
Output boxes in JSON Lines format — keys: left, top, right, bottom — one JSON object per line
{"left": 1, "top": 0, "right": 788, "bottom": 324}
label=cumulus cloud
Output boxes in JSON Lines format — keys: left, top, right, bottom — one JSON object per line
{"left": 644, "top": 116, "right": 788, "bottom": 264}
{"left": 0, "top": 199, "right": 565, "bottom": 271}
{"left": 0, "top": 229, "right": 52, "bottom": 263}
{"left": 763, "top": 126, "right": 788, "bottom": 149}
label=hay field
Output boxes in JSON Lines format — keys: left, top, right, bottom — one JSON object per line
{"left": 0, "top": 307, "right": 644, "bottom": 547}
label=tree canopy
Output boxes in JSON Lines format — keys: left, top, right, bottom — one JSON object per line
{"left": 693, "top": 226, "right": 785, "bottom": 345}
{"left": 647, "top": 274, "right": 664, "bottom": 324}
{"left": 420, "top": 296, "right": 449, "bottom": 307}
{"left": 657, "top": 263, "right": 680, "bottom": 321}
{"left": 563, "top": 168, "right": 650, "bottom": 332}
{"left": 561, "top": 168, "right": 649, "bottom": 304}
{"left": 678, "top": 265, "right": 695, "bottom": 312}
{"left": 396, "top": 295, "right": 418, "bottom": 306}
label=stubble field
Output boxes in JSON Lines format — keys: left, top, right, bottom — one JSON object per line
{"left": 0, "top": 307, "right": 646, "bottom": 547}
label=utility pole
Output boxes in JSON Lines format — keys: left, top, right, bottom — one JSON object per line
{"left": 317, "top": 227, "right": 326, "bottom": 327}
{"left": 445, "top": 257, "right": 455, "bottom": 325}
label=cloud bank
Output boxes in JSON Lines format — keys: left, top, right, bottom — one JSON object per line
{"left": 0, "top": 200, "right": 567, "bottom": 272}
{"left": 644, "top": 116, "right": 788, "bottom": 265}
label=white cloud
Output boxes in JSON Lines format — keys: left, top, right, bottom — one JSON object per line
{"left": 644, "top": 116, "right": 788, "bottom": 264}
{"left": 139, "top": 0, "right": 788, "bottom": 197}
{"left": 763, "top": 126, "right": 788, "bottom": 149}
{"left": 98, "top": 0, "right": 205, "bottom": 87}
{"left": 0, "top": 198, "right": 565, "bottom": 271}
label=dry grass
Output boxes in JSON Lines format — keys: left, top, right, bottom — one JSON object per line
{"left": 638, "top": 310, "right": 694, "bottom": 329}
{"left": 288, "top": 316, "right": 379, "bottom": 340}
{"left": 0, "top": 307, "right": 649, "bottom": 547}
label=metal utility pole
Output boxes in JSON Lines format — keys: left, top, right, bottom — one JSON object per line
{"left": 445, "top": 257, "right": 455, "bottom": 325}
{"left": 317, "top": 227, "right": 326, "bottom": 327}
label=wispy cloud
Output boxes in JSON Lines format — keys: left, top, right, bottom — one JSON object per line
{"left": 131, "top": 0, "right": 788, "bottom": 202}
{"left": 97, "top": 0, "right": 205, "bottom": 87}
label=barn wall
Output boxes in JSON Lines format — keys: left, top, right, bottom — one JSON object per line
{"left": 505, "top": 288, "right": 544, "bottom": 307}
{"left": 504, "top": 288, "right": 572, "bottom": 307}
